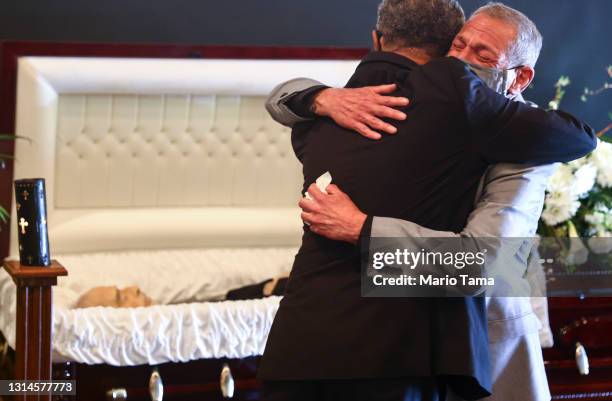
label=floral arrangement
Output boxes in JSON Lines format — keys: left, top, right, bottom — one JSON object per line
{"left": 538, "top": 66, "right": 612, "bottom": 255}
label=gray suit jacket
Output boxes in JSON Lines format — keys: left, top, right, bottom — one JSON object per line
{"left": 372, "top": 163, "right": 555, "bottom": 341}
{"left": 266, "top": 78, "right": 554, "bottom": 400}
{"left": 265, "top": 78, "right": 324, "bottom": 126}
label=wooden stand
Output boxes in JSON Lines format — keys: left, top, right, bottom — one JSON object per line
{"left": 2, "top": 260, "right": 67, "bottom": 401}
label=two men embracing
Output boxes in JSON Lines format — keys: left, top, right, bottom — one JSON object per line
{"left": 258, "top": 1, "right": 597, "bottom": 400}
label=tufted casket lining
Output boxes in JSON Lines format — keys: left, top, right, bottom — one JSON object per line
{"left": 9, "top": 57, "right": 359, "bottom": 255}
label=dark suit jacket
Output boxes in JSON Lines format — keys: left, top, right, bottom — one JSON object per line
{"left": 257, "top": 51, "right": 596, "bottom": 400}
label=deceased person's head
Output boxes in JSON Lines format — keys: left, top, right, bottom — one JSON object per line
{"left": 76, "top": 286, "right": 154, "bottom": 308}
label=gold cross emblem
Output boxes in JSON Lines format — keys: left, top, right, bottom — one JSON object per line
{"left": 18, "top": 217, "right": 29, "bottom": 234}
{"left": 22, "top": 190, "right": 29, "bottom": 200}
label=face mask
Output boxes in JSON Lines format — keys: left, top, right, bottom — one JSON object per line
{"left": 467, "top": 62, "right": 519, "bottom": 96}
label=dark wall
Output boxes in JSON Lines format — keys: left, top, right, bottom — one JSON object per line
{"left": 0, "top": 0, "right": 610, "bottom": 131}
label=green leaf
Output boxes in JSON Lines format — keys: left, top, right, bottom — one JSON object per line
{"left": 0, "top": 206, "right": 9, "bottom": 224}
{"left": 0, "top": 134, "right": 31, "bottom": 143}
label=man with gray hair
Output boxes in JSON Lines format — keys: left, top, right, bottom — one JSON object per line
{"left": 471, "top": 2, "right": 542, "bottom": 66}
{"left": 260, "top": 1, "right": 595, "bottom": 400}
{"left": 272, "top": 2, "right": 545, "bottom": 139}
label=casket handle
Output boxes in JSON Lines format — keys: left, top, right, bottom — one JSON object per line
{"left": 149, "top": 368, "right": 164, "bottom": 401}
{"left": 575, "top": 342, "right": 590, "bottom": 375}
{"left": 106, "top": 388, "right": 127, "bottom": 400}
{"left": 220, "top": 363, "right": 235, "bottom": 398}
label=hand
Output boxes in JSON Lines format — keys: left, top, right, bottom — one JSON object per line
{"left": 312, "top": 84, "right": 409, "bottom": 140}
{"left": 299, "top": 183, "right": 367, "bottom": 245}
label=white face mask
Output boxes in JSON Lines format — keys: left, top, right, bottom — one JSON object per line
{"left": 467, "top": 62, "right": 520, "bottom": 97}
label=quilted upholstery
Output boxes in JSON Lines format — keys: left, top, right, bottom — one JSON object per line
{"left": 9, "top": 57, "right": 358, "bottom": 254}
{"left": 55, "top": 94, "right": 299, "bottom": 208}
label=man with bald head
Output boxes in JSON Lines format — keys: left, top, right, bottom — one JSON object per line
{"left": 261, "top": 1, "right": 594, "bottom": 400}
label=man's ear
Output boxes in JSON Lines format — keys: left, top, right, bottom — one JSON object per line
{"left": 508, "top": 66, "right": 534, "bottom": 96}
{"left": 371, "top": 30, "right": 381, "bottom": 51}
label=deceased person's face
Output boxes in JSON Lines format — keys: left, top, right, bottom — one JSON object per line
{"left": 76, "top": 285, "right": 154, "bottom": 308}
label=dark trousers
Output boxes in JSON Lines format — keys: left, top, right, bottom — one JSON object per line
{"left": 262, "top": 378, "right": 446, "bottom": 401}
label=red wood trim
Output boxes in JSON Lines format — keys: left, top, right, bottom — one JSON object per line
{"left": 0, "top": 41, "right": 368, "bottom": 262}
{"left": 125, "top": 378, "right": 261, "bottom": 398}
{"left": 41, "top": 287, "right": 53, "bottom": 382}
{"left": 60, "top": 356, "right": 263, "bottom": 400}
{"left": 548, "top": 297, "right": 612, "bottom": 311}
{"left": 548, "top": 366, "right": 612, "bottom": 400}
{"left": 557, "top": 314, "right": 612, "bottom": 349}
{"left": 1, "top": 259, "right": 66, "bottom": 395}
{"left": 14, "top": 286, "right": 27, "bottom": 380}
{"left": 546, "top": 297, "right": 612, "bottom": 400}
{"left": 4, "top": 260, "right": 68, "bottom": 284}
{"left": 552, "top": 392, "right": 612, "bottom": 400}
{"left": 546, "top": 357, "right": 612, "bottom": 370}
{"left": 27, "top": 287, "right": 41, "bottom": 384}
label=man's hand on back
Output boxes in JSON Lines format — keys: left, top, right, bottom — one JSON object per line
{"left": 299, "top": 183, "right": 367, "bottom": 245}
{"left": 312, "top": 84, "right": 409, "bottom": 140}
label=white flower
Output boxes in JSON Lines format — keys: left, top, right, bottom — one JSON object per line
{"left": 548, "top": 162, "right": 596, "bottom": 199}
{"left": 572, "top": 163, "right": 597, "bottom": 198}
{"left": 547, "top": 164, "right": 574, "bottom": 193}
{"left": 542, "top": 141, "right": 611, "bottom": 229}
{"left": 541, "top": 191, "right": 581, "bottom": 226}
{"left": 590, "top": 140, "right": 612, "bottom": 188}
{"left": 568, "top": 157, "right": 588, "bottom": 170}
{"left": 585, "top": 212, "right": 605, "bottom": 225}
{"left": 585, "top": 203, "right": 611, "bottom": 232}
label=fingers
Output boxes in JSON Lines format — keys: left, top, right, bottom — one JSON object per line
{"left": 368, "top": 84, "right": 410, "bottom": 107}
{"left": 377, "top": 95, "right": 410, "bottom": 108}
{"left": 298, "top": 197, "right": 319, "bottom": 213}
{"left": 302, "top": 215, "right": 324, "bottom": 235}
{"left": 332, "top": 86, "right": 408, "bottom": 139}
{"left": 362, "top": 114, "right": 398, "bottom": 134}
{"left": 301, "top": 211, "right": 322, "bottom": 227}
{"left": 370, "top": 83, "right": 397, "bottom": 94}
{"left": 354, "top": 122, "right": 382, "bottom": 140}
{"left": 325, "top": 184, "right": 342, "bottom": 195}
{"left": 372, "top": 105, "right": 406, "bottom": 122}
{"left": 301, "top": 212, "right": 318, "bottom": 228}
{"left": 307, "top": 183, "right": 326, "bottom": 202}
